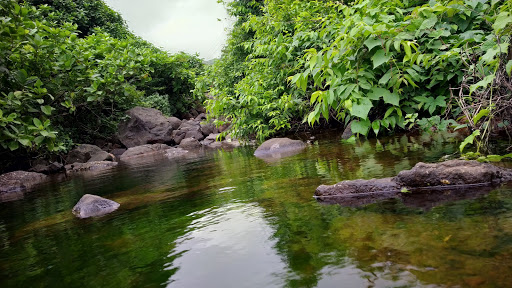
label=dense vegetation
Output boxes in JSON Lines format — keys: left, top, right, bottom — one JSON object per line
{"left": 0, "top": 0, "right": 202, "bottom": 168}
{"left": 200, "top": 0, "right": 512, "bottom": 147}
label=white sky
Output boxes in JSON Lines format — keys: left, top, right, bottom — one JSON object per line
{"left": 104, "top": 0, "right": 233, "bottom": 60}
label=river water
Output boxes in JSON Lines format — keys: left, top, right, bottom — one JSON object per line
{"left": 1, "top": 132, "right": 512, "bottom": 287}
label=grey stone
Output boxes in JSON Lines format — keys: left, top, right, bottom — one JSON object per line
{"left": 315, "top": 177, "right": 399, "bottom": 197}
{"left": 165, "top": 147, "right": 189, "bottom": 159}
{"left": 395, "top": 160, "right": 509, "bottom": 187}
{"left": 200, "top": 122, "right": 215, "bottom": 136}
{"left": 118, "top": 107, "right": 179, "bottom": 148}
{"left": 65, "top": 144, "right": 105, "bottom": 164}
{"left": 0, "top": 171, "right": 48, "bottom": 195}
{"left": 72, "top": 194, "right": 120, "bottom": 219}
{"left": 195, "top": 113, "right": 207, "bottom": 121}
{"left": 254, "top": 138, "right": 306, "bottom": 159}
{"left": 30, "top": 162, "right": 64, "bottom": 174}
{"left": 315, "top": 160, "right": 512, "bottom": 207}
{"left": 65, "top": 161, "right": 118, "bottom": 173}
{"left": 120, "top": 144, "right": 171, "bottom": 162}
{"left": 179, "top": 138, "right": 201, "bottom": 149}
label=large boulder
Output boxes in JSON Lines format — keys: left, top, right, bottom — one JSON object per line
{"left": 0, "top": 171, "right": 48, "bottom": 196}
{"left": 72, "top": 194, "right": 120, "bottom": 219}
{"left": 254, "top": 138, "right": 306, "bottom": 159}
{"left": 395, "top": 160, "right": 510, "bottom": 187}
{"left": 119, "top": 144, "right": 171, "bottom": 162}
{"left": 66, "top": 144, "right": 114, "bottom": 163}
{"left": 118, "top": 107, "right": 182, "bottom": 148}
{"left": 315, "top": 160, "right": 512, "bottom": 207}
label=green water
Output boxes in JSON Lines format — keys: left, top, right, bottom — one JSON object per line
{"left": 1, "top": 132, "right": 512, "bottom": 288}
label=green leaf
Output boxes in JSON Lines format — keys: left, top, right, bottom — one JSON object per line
{"left": 351, "top": 119, "right": 371, "bottom": 136}
{"left": 473, "top": 109, "right": 490, "bottom": 125}
{"left": 460, "top": 130, "right": 480, "bottom": 153}
{"left": 41, "top": 106, "right": 52, "bottom": 115}
{"left": 371, "top": 49, "right": 392, "bottom": 69}
{"left": 18, "top": 138, "right": 31, "bottom": 146}
{"left": 379, "top": 69, "right": 392, "bottom": 85}
{"left": 372, "top": 120, "right": 380, "bottom": 136}
{"left": 33, "top": 118, "right": 43, "bottom": 128}
{"left": 506, "top": 60, "right": 512, "bottom": 76}
{"left": 403, "top": 42, "right": 412, "bottom": 59}
{"left": 351, "top": 98, "right": 373, "bottom": 119}
{"left": 492, "top": 12, "right": 512, "bottom": 32}
{"left": 418, "top": 16, "right": 437, "bottom": 31}
{"left": 469, "top": 74, "right": 495, "bottom": 95}
{"left": 34, "top": 136, "right": 45, "bottom": 145}
{"left": 364, "top": 37, "right": 381, "bottom": 51}
{"left": 370, "top": 87, "right": 400, "bottom": 106}
{"left": 8, "top": 141, "right": 19, "bottom": 151}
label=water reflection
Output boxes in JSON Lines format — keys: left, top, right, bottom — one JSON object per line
{"left": 1, "top": 132, "right": 512, "bottom": 287}
{"left": 165, "top": 203, "right": 287, "bottom": 288}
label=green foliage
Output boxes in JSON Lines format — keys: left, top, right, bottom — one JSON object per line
{"left": 25, "top": 0, "right": 131, "bottom": 38}
{"left": 0, "top": 0, "right": 203, "bottom": 156}
{"left": 201, "top": 0, "right": 512, "bottom": 141}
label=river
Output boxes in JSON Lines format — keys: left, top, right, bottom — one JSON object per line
{"left": 1, "top": 132, "right": 512, "bottom": 287}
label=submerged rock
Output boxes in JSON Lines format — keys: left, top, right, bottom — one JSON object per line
{"left": 315, "top": 160, "right": 512, "bottom": 207}
{"left": 0, "top": 171, "right": 48, "bottom": 202}
{"left": 254, "top": 138, "right": 306, "bottom": 159}
{"left": 316, "top": 178, "right": 399, "bottom": 197}
{"left": 72, "top": 194, "right": 120, "bottom": 219}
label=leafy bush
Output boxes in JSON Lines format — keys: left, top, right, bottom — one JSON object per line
{"left": 201, "top": 0, "right": 512, "bottom": 141}
{"left": 25, "top": 0, "right": 130, "bottom": 38}
{"left": 0, "top": 0, "right": 202, "bottom": 159}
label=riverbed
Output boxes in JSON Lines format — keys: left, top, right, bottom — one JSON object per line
{"left": 1, "top": 132, "right": 512, "bottom": 287}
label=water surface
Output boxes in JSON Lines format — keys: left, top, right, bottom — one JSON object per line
{"left": 1, "top": 132, "right": 512, "bottom": 287}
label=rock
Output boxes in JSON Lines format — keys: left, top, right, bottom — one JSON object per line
{"left": 315, "top": 178, "right": 399, "bottom": 197}
{"left": 72, "top": 194, "right": 120, "bottom": 219}
{"left": 65, "top": 161, "right": 118, "bottom": 173}
{"left": 120, "top": 144, "right": 171, "bottom": 162}
{"left": 165, "top": 147, "right": 189, "bottom": 159}
{"left": 201, "top": 133, "right": 223, "bottom": 149}
{"left": 189, "top": 108, "right": 199, "bottom": 118}
{"left": 195, "top": 113, "right": 207, "bottom": 121}
{"left": 218, "top": 122, "right": 231, "bottom": 133}
{"left": 200, "top": 122, "right": 215, "bottom": 136}
{"left": 66, "top": 144, "right": 108, "bottom": 164}
{"left": 395, "top": 160, "right": 508, "bottom": 187}
{"left": 0, "top": 171, "right": 48, "bottom": 196}
{"left": 30, "top": 162, "right": 64, "bottom": 174}
{"left": 88, "top": 151, "right": 115, "bottom": 162}
{"left": 179, "top": 138, "right": 201, "bottom": 149}
{"left": 110, "top": 148, "right": 127, "bottom": 159}
{"left": 117, "top": 106, "right": 181, "bottom": 148}
{"left": 196, "top": 106, "right": 207, "bottom": 114}
{"left": 172, "top": 120, "right": 205, "bottom": 144}
{"left": 315, "top": 160, "right": 512, "bottom": 207}
{"left": 254, "top": 138, "right": 306, "bottom": 159}
{"left": 341, "top": 122, "right": 353, "bottom": 140}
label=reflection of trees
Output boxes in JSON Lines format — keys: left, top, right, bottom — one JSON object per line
{"left": 2, "top": 133, "right": 511, "bottom": 287}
